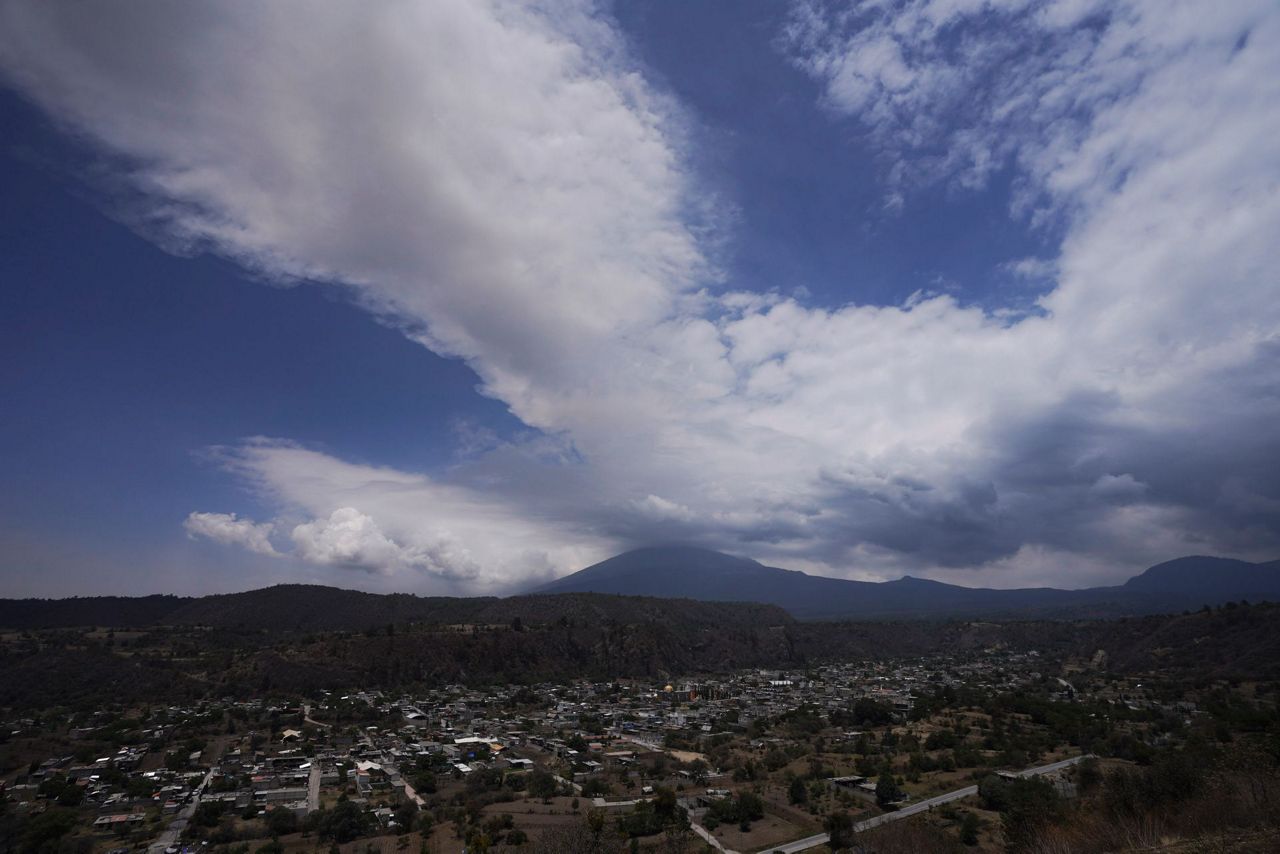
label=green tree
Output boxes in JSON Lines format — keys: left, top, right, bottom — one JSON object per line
{"left": 977, "top": 775, "right": 1009, "bottom": 811}
{"left": 411, "top": 769, "right": 436, "bottom": 794}
{"left": 193, "top": 800, "right": 227, "bottom": 827}
{"left": 789, "top": 776, "right": 808, "bottom": 805}
{"left": 54, "top": 784, "right": 84, "bottom": 807}
{"left": 586, "top": 807, "right": 606, "bottom": 839}
{"left": 317, "top": 798, "right": 372, "bottom": 843}
{"left": 265, "top": 806, "right": 298, "bottom": 836}
{"left": 852, "top": 698, "right": 893, "bottom": 726}
{"left": 736, "top": 791, "right": 764, "bottom": 821}
{"left": 19, "top": 809, "right": 77, "bottom": 853}
{"left": 824, "top": 811, "right": 854, "bottom": 851}
{"left": 1001, "top": 778, "right": 1061, "bottom": 850}
{"left": 528, "top": 768, "right": 557, "bottom": 801}
{"left": 652, "top": 786, "right": 678, "bottom": 820}
{"left": 875, "top": 772, "right": 902, "bottom": 808}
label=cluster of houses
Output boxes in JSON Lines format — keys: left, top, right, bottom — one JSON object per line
{"left": 2, "top": 646, "right": 1138, "bottom": 850}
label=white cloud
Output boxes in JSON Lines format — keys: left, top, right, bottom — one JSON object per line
{"left": 3, "top": 0, "right": 1279, "bottom": 589}
{"left": 290, "top": 507, "right": 472, "bottom": 578}
{"left": 630, "top": 495, "right": 697, "bottom": 523}
{"left": 216, "top": 439, "right": 612, "bottom": 589}
{"left": 0, "top": 0, "right": 705, "bottom": 415}
{"left": 183, "top": 512, "right": 279, "bottom": 557}
{"left": 1002, "top": 257, "right": 1057, "bottom": 281}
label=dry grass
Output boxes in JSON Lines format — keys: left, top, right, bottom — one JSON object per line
{"left": 1025, "top": 757, "right": 1280, "bottom": 854}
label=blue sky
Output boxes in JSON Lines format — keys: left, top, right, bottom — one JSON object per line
{"left": 614, "top": 0, "right": 1056, "bottom": 308}
{"left": 0, "top": 0, "right": 1277, "bottom": 595}
{"left": 1, "top": 91, "right": 522, "bottom": 594}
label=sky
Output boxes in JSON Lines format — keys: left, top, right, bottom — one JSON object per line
{"left": 0, "top": 0, "right": 1277, "bottom": 597}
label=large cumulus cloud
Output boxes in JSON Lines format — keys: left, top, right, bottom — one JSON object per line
{"left": 2, "top": 0, "right": 1278, "bottom": 588}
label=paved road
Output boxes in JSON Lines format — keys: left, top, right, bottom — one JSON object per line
{"left": 307, "top": 762, "right": 321, "bottom": 813}
{"left": 690, "top": 820, "right": 739, "bottom": 853}
{"left": 302, "top": 703, "right": 331, "bottom": 729}
{"left": 1013, "top": 756, "right": 1084, "bottom": 778}
{"left": 149, "top": 768, "right": 214, "bottom": 854}
{"left": 372, "top": 755, "right": 427, "bottom": 809}
{"left": 386, "top": 760, "right": 427, "bottom": 808}
{"left": 770, "top": 832, "right": 829, "bottom": 854}
{"left": 552, "top": 773, "right": 584, "bottom": 794}
{"left": 400, "top": 779, "right": 427, "bottom": 808}
{"left": 767, "top": 754, "right": 1095, "bottom": 853}
{"left": 356, "top": 737, "right": 423, "bottom": 808}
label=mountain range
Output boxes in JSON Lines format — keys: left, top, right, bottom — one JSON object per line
{"left": 1, "top": 547, "right": 1276, "bottom": 630}
{"left": 532, "top": 546, "right": 1280, "bottom": 619}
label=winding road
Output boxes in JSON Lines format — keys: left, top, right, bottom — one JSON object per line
{"left": 739, "top": 754, "right": 1094, "bottom": 854}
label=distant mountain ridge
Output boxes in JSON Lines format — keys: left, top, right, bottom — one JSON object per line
{"left": 2, "top": 548, "right": 1276, "bottom": 629}
{"left": 1122, "top": 555, "right": 1280, "bottom": 593}
{"left": 532, "top": 546, "right": 1280, "bottom": 619}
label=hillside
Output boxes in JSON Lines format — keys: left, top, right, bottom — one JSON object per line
{"left": 0, "top": 584, "right": 791, "bottom": 633}
{"left": 3, "top": 597, "right": 1277, "bottom": 709}
{"left": 0, "top": 593, "right": 189, "bottom": 629}
{"left": 0, "top": 591, "right": 798, "bottom": 707}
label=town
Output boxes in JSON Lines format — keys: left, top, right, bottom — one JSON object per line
{"left": 4, "top": 634, "right": 1275, "bottom": 854}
